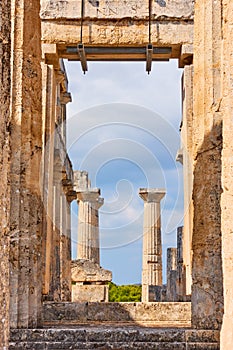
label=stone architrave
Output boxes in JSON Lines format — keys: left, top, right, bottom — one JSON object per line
{"left": 139, "top": 188, "right": 166, "bottom": 302}
{"left": 77, "top": 189, "right": 104, "bottom": 265}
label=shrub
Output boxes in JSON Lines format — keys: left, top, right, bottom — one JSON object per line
{"left": 108, "top": 282, "right": 141, "bottom": 302}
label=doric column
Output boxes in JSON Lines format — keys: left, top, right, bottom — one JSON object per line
{"left": 51, "top": 152, "right": 63, "bottom": 301}
{"left": 139, "top": 188, "right": 166, "bottom": 302}
{"left": 221, "top": 1, "right": 233, "bottom": 347}
{"left": 77, "top": 189, "right": 104, "bottom": 265}
{"left": 0, "top": 0, "right": 11, "bottom": 344}
{"left": 192, "top": 0, "right": 223, "bottom": 330}
{"left": 179, "top": 64, "right": 194, "bottom": 296}
{"left": 41, "top": 62, "right": 57, "bottom": 298}
{"left": 61, "top": 179, "right": 76, "bottom": 301}
{"left": 9, "top": 0, "right": 43, "bottom": 329}
{"left": 176, "top": 226, "right": 186, "bottom": 300}
{"left": 166, "top": 248, "right": 177, "bottom": 302}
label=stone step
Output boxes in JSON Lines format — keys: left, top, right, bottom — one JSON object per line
{"left": 10, "top": 327, "right": 220, "bottom": 350}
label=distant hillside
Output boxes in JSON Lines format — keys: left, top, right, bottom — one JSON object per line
{"left": 108, "top": 282, "right": 142, "bottom": 302}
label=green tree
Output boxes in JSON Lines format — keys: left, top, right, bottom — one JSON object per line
{"left": 108, "top": 282, "right": 141, "bottom": 302}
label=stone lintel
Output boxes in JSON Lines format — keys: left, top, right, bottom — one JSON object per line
{"left": 139, "top": 188, "right": 166, "bottom": 203}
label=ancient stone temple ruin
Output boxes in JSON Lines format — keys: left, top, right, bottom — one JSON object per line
{"left": 72, "top": 171, "right": 112, "bottom": 302}
{"left": 0, "top": 0, "right": 233, "bottom": 349}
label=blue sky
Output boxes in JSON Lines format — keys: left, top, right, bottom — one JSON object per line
{"left": 65, "top": 60, "right": 184, "bottom": 284}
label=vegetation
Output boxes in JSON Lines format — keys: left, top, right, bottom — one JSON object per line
{"left": 108, "top": 282, "right": 141, "bottom": 302}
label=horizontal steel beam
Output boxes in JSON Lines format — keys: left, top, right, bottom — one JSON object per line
{"left": 61, "top": 46, "right": 172, "bottom": 62}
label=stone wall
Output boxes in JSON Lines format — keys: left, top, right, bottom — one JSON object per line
{"left": 0, "top": 0, "right": 11, "bottom": 347}
{"left": 43, "top": 302, "right": 191, "bottom": 327}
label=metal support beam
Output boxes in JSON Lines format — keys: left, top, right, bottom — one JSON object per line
{"left": 77, "top": 43, "right": 88, "bottom": 74}
{"left": 146, "top": 44, "right": 153, "bottom": 74}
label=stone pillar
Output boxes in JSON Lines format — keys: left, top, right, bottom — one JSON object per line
{"left": 0, "top": 0, "right": 11, "bottom": 345}
{"left": 9, "top": 0, "right": 43, "bottom": 328}
{"left": 139, "top": 188, "right": 166, "bottom": 302}
{"left": 41, "top": 63, "right": 57, "bottom": 298}
{"left": 192, "top": 0, "right": 223, "bottom": 330}
{"left": 176, "top": 226, "right": 186, "bottom": 300}
{"left": 180, "top": 65, "right": 194, "bottom": 296}
{"left": 166, "top": 248, "right": 177, "bottom": 302}
{"left": 51, "top": 154, "right": 62, "bottom": 301}
{"left": 60, "top": 179, "right": 76, "bottom": 301}
{"left": 77, "top": 189, "right": 103, "bottom": 265}
{"left": 220, "top": 1, "right": 233, "bottom": 347}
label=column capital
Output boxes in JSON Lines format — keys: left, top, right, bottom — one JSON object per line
{"left": 77, "top": 188, "right": 101, "bottom": 204}
{"left": 139, "top": 188, "right": 166, "bottom": 203}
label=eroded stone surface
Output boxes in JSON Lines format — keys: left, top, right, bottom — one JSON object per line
{"left": 72, "top": 285, "right": 109, "bottom": 302}
{"left": 9, "top": 328, "right": 220, "bottom": 350}
{"left": 40, "top": 0, "right": 194, "bottom": 20}
{"left": 191, "top": 0, "right": 224, "bottom": 330}
{"left": 0, "top": 0, "right": 11, "bottom": 347}
{"left": 71, "top": 259, "right": 112, "bottom": 283}
{"left": 43, "top": 301, "right": 191, "bottom": 327}
{"left": 220, "top": 1, "right": 233, "bottom": 348}
{"left": 9, "top": 0, "right": 43, "bottom": 329}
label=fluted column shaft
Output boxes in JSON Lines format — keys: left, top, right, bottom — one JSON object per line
{"left": 77, "top": 190, "right": 103, "bottom": 265}
{"left": 139, "top": 188, "right": 166, "bottom": 302}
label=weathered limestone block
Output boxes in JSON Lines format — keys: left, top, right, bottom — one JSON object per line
{"left": 41, "top": 21, "right": 193, "bottom": 55}
{"left": 139, "top": 188, "right": 166, "bottom": 302}
{"left": 191, "top": 0, "right": 223, "bottom": 330}
{"left": 42, "top": 301, "right": 191, "bottom": 327}
{"left": 71, "top": 260, "right": 111, "bottom": 302}
{"left": 0, "top": 0, "right": 11, "bottom": 346}
{"left": 40, "top": 0, "right": 194, "bottom": 20}
{"left": 220, "top": 1, "right": 233, "bottom": 348}
{"left": 71, "top": 259, "right": 112, "bottom": 283}
{"left": 72, "top": 285, "right": 109, "bottom": 303}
